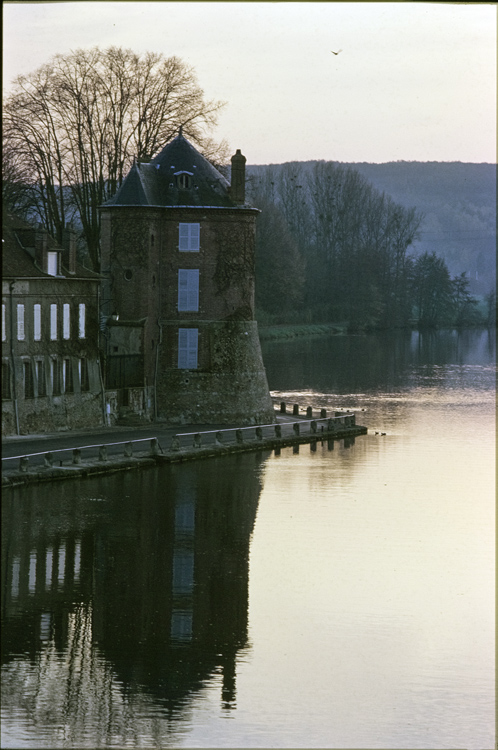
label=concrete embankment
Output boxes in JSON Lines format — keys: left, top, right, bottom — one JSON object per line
{"left": 2, "top": 413, "right": 367, "bottom": 488}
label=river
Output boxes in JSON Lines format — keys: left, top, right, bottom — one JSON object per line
{"left": 1, "top": 328, "right": 495, "bottom": 749}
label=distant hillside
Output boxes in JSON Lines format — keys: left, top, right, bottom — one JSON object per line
{"left": 247, "top": 161, "right": 496, "bottom": 295}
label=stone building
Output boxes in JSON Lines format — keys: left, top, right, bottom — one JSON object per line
{"left": 2, "top": 212, "right": 103, "bottom": 436}
{"left": 100, "top": 129, "right": 273, "bottom": 424}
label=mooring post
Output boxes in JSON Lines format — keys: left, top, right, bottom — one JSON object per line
{"left": 99, "top": 445, "right": 107, "bottom": 461}
{"left": 327, "top": 418, "right": 335, "bottom": 432}
{"left": 293, "top": 444, "right": 300, "bottom": 454}
{"left": 170, "top": 436, "right": 180, "bottom": 452}
{"left": 255, "top": 426, "right": 263, "bottom": 440}
{"left": 293, "top": 404, "right": 299, "bottom": 416}
{"left": 293, "top": 422, "right": 300, "bottom": 436}
{"left": 193, "top": 433, "right": 201, "bottom": 448}
{"left": 280, "top": 401, "right": 286, "bottom": 413}
{"left": 44, "top": 452, "right": 54, "bottom": 468}
{"left": 72, "top": 448, "right": 81, "bottom": 465}
{"left": 124, "top": 442, "right": 133, "bottom": 457}
{"left": 328, "top": 439, "right": 334, "bottom": 451}
{"left": 310, "top": 420, "right": 317, "bottom": 433}
{"left": 274, "top": 424, "right": 282, "bottom": 438}
{"left": 306, "top": 406, "right": 313, "bottom": 418}
{"left": 310, "top": 438, "right": 317, "bottom": 452}
{"left": 274, "top": 446, "right": 281, "bottom": 456}
{"left": 215, "top": 431, "right": 223, "bottom": 446}
{"left": 236, "top": 429, "right": 244, "bottom": 444}
{"left": 19, "top": 456, "right": 29, "bottom": 472}
{"left": 320, "top": 408, "right": 327, "bottom": 418}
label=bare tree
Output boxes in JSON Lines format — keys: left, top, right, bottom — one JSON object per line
{"left": 3, "top": 47, "right": 226, "bottom": 269}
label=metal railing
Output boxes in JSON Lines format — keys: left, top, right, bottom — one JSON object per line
{"left": 2, "top": 413, "right": 357, "bottom": 473}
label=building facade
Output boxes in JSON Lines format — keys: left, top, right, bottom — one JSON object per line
{"left": 100, "top": 130, "right": 273, "bottom": 425}
{"left": 2, "top": 213, "right": 104, "bottom": 436}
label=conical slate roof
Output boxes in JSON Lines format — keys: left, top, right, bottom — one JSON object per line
{"left": 103, "top": 130, "right": 238, "bottom": 208}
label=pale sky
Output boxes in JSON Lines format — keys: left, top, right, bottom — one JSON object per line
{"left": 3, "top": 1, "right": 497, "bottom": 164}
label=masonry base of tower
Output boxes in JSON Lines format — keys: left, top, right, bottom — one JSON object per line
{"left": 155, "top": 321, "right": 274, "bottom": 425}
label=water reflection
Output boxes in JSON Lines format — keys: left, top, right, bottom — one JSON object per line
{"left": 1, "top": 454, "right": 266, "bottom": 745}
{"left": 261, "top": 328, "right": 496, "bottom": 394}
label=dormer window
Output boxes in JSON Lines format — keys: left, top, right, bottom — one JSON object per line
{"left": 175, "top": 171, "right": 194, "bottom": 190}
{"left": 47, "top": 251, "right": 58, "bottom": 276}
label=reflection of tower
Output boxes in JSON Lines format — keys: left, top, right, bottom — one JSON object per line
{"left": 1, "top": 455, "right": 264, "bottom": 740}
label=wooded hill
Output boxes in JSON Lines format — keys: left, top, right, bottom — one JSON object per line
{"left": 247, "top": 161, "right": 496, "bottom": 297}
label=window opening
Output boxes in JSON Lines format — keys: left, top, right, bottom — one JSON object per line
{"left": 179, "top": 223, "right": 200, "bottom": 252}
{"left": 2, "top": 361, "right": 11, "bottom": 399}
{"left": 52, "top": 359, "right": 62, "bottom": 395}
{"left": 63, "top": 304, "right": 70, "bottom": 339}
{"left": 47, "top": 252, "right": 58, "bottom": 276}
{"left": 24, "top": 361, "right": 34, "bottom": 399}
{"left": 36, "top": 360, "right": 46, "bottom": 396}
{"left": 34, "top": 304, "right": 41, "bottom": 341}
{"left": 50, "top": 305, "right": 57, "bottom": 340}
{"left": 178, "top": 269, "right": 199, "bottom": 312}
{"left": 80, "top": 358, "right": 90, "bottom": 391}
{"left": 17, "top": 304, "right": 25, "bottom": 341}
{"left": 78, "top": 304, "right": 86, "bottom": 339}
{"left": 63, "top": 359, "right": 74, "bottom": 393}
{"left": 178, "top": 328, "right": 198, "bottom": 369}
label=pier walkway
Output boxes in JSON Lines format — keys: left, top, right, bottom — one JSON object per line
{"left": 2, "top": 404, "right": 367, "bottom": 488}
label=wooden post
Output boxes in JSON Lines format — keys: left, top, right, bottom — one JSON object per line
{"left": 293, "top": 422, "right": 300, "bottom": 436}
{"left": 320, "top": 408, "right": 327, "bottom": 418}
{"left": 236, "top": 429, "right": 244, "bottom": 444}
{"left": 44, "top": 452, "right": 54, "bottom": 468}
{"left": 19, "top": 456, "right": 29, "bottom": 472}
{"left": 280, "top": 402, "right": 286, "bottom": 413}
{"left": 256, "top": 426, "right": 263, "bottom": 440}
{"left": 99, "top": 445, "right": 107, "bottom": 461}
{"left": 293, "top": 404, "right": 299, "bottom": 416}
{"left": 124, "top": 442, "right": 133, "bottom": 457}
{"left": 72, "top": 448, "right": 81, "bottom": 465}
{"left": 274, "top": 424, "right": 282, "bottom": 438}
{"left": 193, "top": 433, "right": 201, "bottom": 448}
{"left": 306, "top": 406, "right": 313, "bottom": 418}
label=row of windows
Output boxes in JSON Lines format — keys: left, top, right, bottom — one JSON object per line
{"left": 2, "top": 303, "right": 86, "bottom": 342}
{"left": 2, "top": 358, "right": 90, "bottom": 400}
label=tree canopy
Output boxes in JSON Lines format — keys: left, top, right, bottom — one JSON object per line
{"left": 3, "top": 46, "right": 227, "bottom": 269}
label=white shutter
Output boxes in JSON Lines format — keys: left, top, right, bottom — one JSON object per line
{"left": 178, "top": 270, "right": 199, "bottom": 311}
{"left": 178, "top": 328, "right": 198, "bottom": 369}
{"left": 50, "top": 304, "right": 57, "bottom": 340}
{"left": 78, "top": 304, "right": 86, "bottom": 338}
{"left": 17, "top": 304, "right": 25, "bottom": 341}
{"left": 63, "top": 304, "right": 70, "bottom": 339}
{"left": 47, "top": 252, "right": 58, "bottom": 276}
{"left": 179, "top": 223, "right": 200, "bottom": 252}
{"left": 34, "top": 304, "right": 41, "bottom": 341}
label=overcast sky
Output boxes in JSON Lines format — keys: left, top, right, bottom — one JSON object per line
{"left": 3, "top": 2, "right": 496, "bottom": 164}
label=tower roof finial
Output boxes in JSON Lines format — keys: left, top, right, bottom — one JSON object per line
{"left": 179, "top": 125, "right": 183, "bottom": 137}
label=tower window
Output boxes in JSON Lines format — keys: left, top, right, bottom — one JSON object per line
{"left": 47, "top": 252, "right": 58, "bottom": 276}
{"left": 179, "top": 223, "right": 200, "bottom": 252}
{"left": 178, "top": 328, "right": 198, "bottom": 369}
{"left": 178, "top": 269, "right": 199, "bottom": 312}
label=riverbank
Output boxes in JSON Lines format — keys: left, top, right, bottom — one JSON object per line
{"left": 2, "top": 412, "right": 367, "bottom": 488}
{"left": 258, "top": 323, "right": 347, "bottom": 341}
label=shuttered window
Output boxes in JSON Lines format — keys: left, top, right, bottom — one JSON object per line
{"left": 78, "top": 304, "right": 86, "bottom": 338}
{"left": 17, "top": 305, "right": 25, "bottom": 341}
{"left": 47, "top": 252, "right": 58, "bottom": 276}
{"left": 50, "top": 305, "right": 57, "bottom": 340}
{"left": 34, "top": 304, "right": 41, "bottom": 341}
{"left": 178, "top": 328, "right": 198, "bottom": 369}
{"left": 63, "top": 304, "right": 70, "bottom": 339}
{"left": 179, "top": 223, "right": 200, "bottom": 252}
{"left": 36, "top": 360, "right": 46, "bottom": 396}
{"left": 178, "top": 269, "right": 199, "bottom": 311}
{"left": 63, "top": 359, "right": 73, "bottom": 393}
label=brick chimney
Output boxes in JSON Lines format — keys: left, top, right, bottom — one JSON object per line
{"left": 230, "top": 149, "right": 246, "bottom": 204}
{"left": 62, "top": 228, "right": 77, "bottom": 274}
{"left": 34, "top": 230, "right": 48, "bottom": 270}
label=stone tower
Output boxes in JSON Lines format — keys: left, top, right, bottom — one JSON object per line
{"left": 100, "top": 129, "right": 274, "bottom": 425}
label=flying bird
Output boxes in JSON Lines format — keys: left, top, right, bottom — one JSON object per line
{"left": 331, "top": 49, "right": 342, "bottom": 55}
